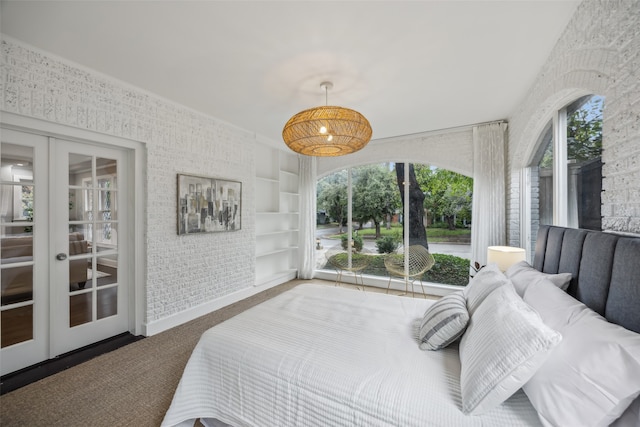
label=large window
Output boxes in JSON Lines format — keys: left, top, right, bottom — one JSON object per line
{"left": 531, "top": 95, "right": 603, "bottom": 231}
{"left": 316, "top": 162, "right": 473, "bottom": 288}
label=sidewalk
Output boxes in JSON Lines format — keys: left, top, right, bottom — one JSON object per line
{"left": 315, "top": 235, "right": 471, "bottom": 269}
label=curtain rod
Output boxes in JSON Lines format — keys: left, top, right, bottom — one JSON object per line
{"left": 370, "top": 119, "right": 507, "bottom": 144}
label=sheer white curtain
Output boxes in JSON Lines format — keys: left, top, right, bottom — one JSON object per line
{"left": 297, "top": 155, "right": 317, "bottom": 279}
{"left": 471, "top": 122, "right": 508, "bottom": 266}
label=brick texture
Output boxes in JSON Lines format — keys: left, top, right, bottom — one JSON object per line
{"left": 1, "top": 39, "right": 257, "bottom": 323}
{"left": 507, "top": 0, "right": 640, "bottom": 242}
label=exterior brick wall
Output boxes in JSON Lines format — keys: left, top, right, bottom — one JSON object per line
{"left": 507, "top": 0, "right": 640, "bottom": 243}
{"left": 1, "top": 38, "right": 257, "bottom": 323}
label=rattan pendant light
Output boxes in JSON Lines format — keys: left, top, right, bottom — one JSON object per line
{"left": 282, "top": 82, "right": 372, "bottom": 157}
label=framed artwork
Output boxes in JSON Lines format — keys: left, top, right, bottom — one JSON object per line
{"left": 177, "top": 174, "right": 241, "bottom": 235}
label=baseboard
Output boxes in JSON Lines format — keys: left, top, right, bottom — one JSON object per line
{"left": 143, "top": 280, "right": 285, "bottom": 336}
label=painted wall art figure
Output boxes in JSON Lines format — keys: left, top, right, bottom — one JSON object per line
{"left": 177, "top": 174, "right": 241, "bottom": 235}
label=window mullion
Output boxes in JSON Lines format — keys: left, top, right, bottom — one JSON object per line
{"left": 347, "top": 168, "right": 353, "bottom": 268}
{"left": 404, "top": 163, "right": 409, "bottom": 277}
{"left": 553, "top": 109, "right": 568, "bottom": 226}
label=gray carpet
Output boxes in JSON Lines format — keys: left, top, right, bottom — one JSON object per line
{"left": 0, "top": 280, "right": 303, "bottom": 427}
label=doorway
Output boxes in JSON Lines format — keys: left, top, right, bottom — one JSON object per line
{"left": 1, "top": 127, "right": 135, "bottom": 375}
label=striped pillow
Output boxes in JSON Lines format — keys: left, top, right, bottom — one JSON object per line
{"left": 418, "top": 291, "right": 469, "bottom": 350}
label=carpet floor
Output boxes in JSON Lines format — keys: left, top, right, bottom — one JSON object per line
{"left": 0, "top": 279, "right": 305, "bottom": 427}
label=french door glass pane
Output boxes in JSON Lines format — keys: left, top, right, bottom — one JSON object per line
{"left": 1, "top": 306, "right": 33, "bottom": 347}
{"left": 96, "top": 253, "right": 117, "bottom": 287}
{"left": 97, "top": 287, "right": 117, "bottom": 320}
{"left": 1, "top": 143, "right": 35, "bottom": 347}
{"left": 67, "top": 153, "right": 118, "bottom": 327}
{"left": 70, "top": 292, "right": 92, "bottom": 327}
{"left": 1, "top": 264, "right": 33, "bottom": 305}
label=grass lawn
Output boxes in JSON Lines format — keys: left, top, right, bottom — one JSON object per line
{"left": 326, "top": 224, "right": 471, "bottom": 243}
{"left": 322, "top": 252, "right": 470, "bottom": 287}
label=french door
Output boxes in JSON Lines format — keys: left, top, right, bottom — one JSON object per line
{"left": 1, "top": 129, "right": 131, "bottom": 375}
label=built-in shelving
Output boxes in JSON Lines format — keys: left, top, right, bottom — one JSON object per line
{"left": 255, "top": 145, "right": 299, "bottom": 287}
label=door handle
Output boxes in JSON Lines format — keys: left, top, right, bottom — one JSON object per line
{"left": 56, "top": 253, "right": 67, "bottom": 261}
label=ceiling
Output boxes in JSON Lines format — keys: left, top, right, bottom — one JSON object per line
{"left": 0, "top": 1, "right": 580, "bottom": 143}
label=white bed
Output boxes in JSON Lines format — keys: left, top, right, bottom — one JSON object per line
{"left": 163, "top": 226, "right": 640, "bottom": 427}
{"left": 162, "top": 284, "right": 541, "bottom": 427}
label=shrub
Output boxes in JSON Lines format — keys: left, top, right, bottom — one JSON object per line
{"left": 375, "top": 235, "right": 399, "bottom": 254}
{"left": 341, "top": 234, "right": 363, "bottom": 252}
{"left": 321, "top": 250, "right": 471, "bottom": 287}
{"left": 423, "top": 254, "right": 470, "bottom": 287}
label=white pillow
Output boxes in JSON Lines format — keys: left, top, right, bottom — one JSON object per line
{"left": 523, "top": 280, "right": 640, "bottom": 427}
{"left": 459, "top": 285, "right": 562, "bottom": 415}
{"left": 463, "top": 263, "right": 511, "bottom": 315}
{"left": 418, "top": 291, "right": 469, "bottom": 351}
{"left": 505, "top": 260, "right": 572, "bottom": 297}
{"left": 611, "top": 395, "right": 640, "bottom": 427}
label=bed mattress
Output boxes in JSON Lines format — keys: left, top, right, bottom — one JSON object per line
{"left": 162, "top": 283, "right": 541, "bottom": 427}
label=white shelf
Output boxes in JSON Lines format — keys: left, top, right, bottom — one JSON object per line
{"left": 255, "top": 145, "right": 300, "bottom": 287}
{"left": 256, "top": 230, "right": 291, "bottom": 237}
{"left": 256, "top": 246, "right": 297, "bottom": 258}
{"left": 256, "top": 176, "right": 279, "bottom": 183}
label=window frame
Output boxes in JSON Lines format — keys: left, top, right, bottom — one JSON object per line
{"left": 524, "top": 94, "right": 603, "bottom": 256}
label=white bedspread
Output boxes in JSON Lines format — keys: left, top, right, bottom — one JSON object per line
{"left": 162, "top": 284, "right": 541, "bottom": 427}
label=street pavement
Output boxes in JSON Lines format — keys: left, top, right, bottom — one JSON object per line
{"left": 315, "top": 226, "right": 471, "bottom": 269}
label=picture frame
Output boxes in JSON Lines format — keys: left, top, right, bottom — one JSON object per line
{"left": 177, "top": 174, "right": 241, "bottom": 235}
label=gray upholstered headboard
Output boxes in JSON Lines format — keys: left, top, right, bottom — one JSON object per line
{"left": 533, "top": 225, "right": 640, "bottom": 334}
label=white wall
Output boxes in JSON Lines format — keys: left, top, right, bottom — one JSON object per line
{"left": 317, "top": 127, "right": 474, "bottom": 179}
{"left": 1, "top": 38, "right": 265, "bottom": 330}
{"left": 507, "top": 0, "right": 640, "bottom": 243}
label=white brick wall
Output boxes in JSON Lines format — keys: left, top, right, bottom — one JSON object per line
{"left": 507, "top": 0, "right": 640, "bottom": 242}
{"left": 3, "top": 0, "right": 638, "bottom": 326}
{"left": 1, "top": 38, "right": 258, "bottom": 324}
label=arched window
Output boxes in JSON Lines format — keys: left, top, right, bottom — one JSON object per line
{"left": 530, "top": 95, "right": 603, "bottom": 234}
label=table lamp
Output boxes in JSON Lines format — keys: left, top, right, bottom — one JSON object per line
{"left": 487, "top": 246, "right": 526, "bottom": 272}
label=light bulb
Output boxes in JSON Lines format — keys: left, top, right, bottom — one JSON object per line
{"left": 319, "top": 126, "right": 327, "bottom": 134}
{"left": 327, "top": 134, "right": 333, "bottom": 142}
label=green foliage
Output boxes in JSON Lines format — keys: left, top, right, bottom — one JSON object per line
{"left": 318, "top": 162, "right": 474, "bottom": 236}
{"left": 352, "top": 164, "right": 400, "bottom": 237}
{"left": 317, "top": 171, "right": 348, "bottom": 230}
{"left": 414, "top": 165, "right": 472, "bottom": 230}
{"left": 567, "top": 97, "right": 603, "bottom": 162}
{"left": 375, "top": 235, "right": 400, "bottom": 254}
{"left": 540, "top": 96, "right": 603, "bottom": 169}
{"left": 341, "top": 233, "right": 363, "bottom": 252}
{"left": 335, "top": 252, "right": 470, "bottom": 287}
{"left": 423, "top": 254, "right": 470, "bottom": 286}
{"left": 360, "top": 255, "right": 390, "bottom": 277}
